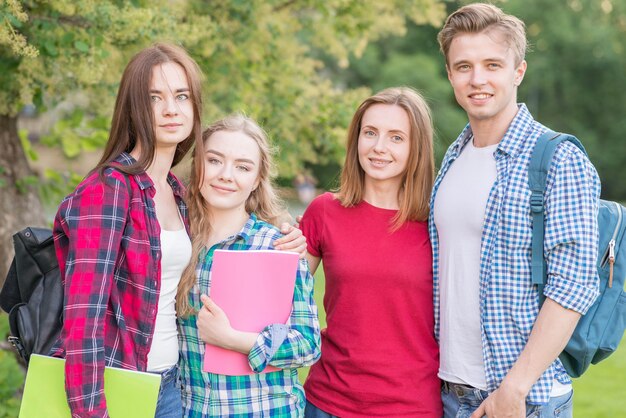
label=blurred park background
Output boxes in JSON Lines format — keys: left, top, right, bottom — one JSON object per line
{"left": 1, "top": 0, "right": 625, "bottom": 416}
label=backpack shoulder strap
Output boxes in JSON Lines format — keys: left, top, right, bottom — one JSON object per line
{"left": 528, "top": 129, "right": 587, "bottom": 302}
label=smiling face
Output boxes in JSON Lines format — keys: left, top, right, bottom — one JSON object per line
{"left": 150, "top": 62, "right": 194, "bottom": 150}
{"left": 446, "top": 30, "right": 526, "bottom": 129}
{"left": 199, "top": 130, "right": 261, "bottom": 215}
{"left": 357, "top": 103, "right": 411, "bottom": 192}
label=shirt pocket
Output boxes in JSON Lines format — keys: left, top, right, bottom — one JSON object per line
{"left": 500, "top": 191, "right": 533, "bottom": 251}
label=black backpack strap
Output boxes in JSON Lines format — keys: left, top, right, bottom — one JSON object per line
{"left": 528, "top": 130, "right": 587, "bottom": 304}
{"left": 0, "top": 258, "right": 19, "bottom": 313}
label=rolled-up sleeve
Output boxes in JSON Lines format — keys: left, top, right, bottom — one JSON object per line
{"left": 248, "top": 258, "right": 321, "bottom": 372}
{"left": 543, "top": 142, "right": 600, "bottom": 314}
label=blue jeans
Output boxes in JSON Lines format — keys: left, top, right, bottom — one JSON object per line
{"left": 304, "top": 401, "right": 339, "bottom": 418}
{"left": 441, "top": 381, "right": 573, "bottom": 418}
{"left": 153, "top": 365, "right": 183, "bottom": 418}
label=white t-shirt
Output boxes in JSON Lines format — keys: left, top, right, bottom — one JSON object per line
{"left": 433, "top": 139, "right": 572, "bottom": 396}
{"left": 434, "top": 139, "right": 497, "bottom": 390}
{"left": 147, "top": 224, "right": 192, "bottom": 372}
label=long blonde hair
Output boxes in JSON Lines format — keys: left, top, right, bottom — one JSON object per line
{"left": 177, "top": 114, "right": 285, "bottom": 317}
{"left": 336, "top": 87, "right": 434, "bottom": 229}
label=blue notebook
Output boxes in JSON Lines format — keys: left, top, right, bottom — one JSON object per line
{"left": 19, "top": 354, "right": 161, "bottom": 418}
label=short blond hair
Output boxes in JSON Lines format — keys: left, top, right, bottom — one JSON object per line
{"left": 438, "top": 3, "right": 528, "bottom": 66}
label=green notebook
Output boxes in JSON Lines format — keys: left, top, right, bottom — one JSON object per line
{"left": 19, "top": 354, "right": 162, "bottom": 418}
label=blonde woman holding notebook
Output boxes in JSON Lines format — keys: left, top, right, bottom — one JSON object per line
{"left": 177, "top": 114, "right": 321, "bottom": 417}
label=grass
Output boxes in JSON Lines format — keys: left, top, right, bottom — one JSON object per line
{"left": 300, "top": 267, "right": 626, "bottom": 416}
{"left": 572, "top": 347, "right": 626, "bottom": 417}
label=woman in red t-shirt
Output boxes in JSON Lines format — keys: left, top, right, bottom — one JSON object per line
{"left": 300, "top": 87, "right": 442, "bottom": 417}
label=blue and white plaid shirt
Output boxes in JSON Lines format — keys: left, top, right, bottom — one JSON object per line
{"left": 429, "top": 104, "right": 600, "bottom": 404}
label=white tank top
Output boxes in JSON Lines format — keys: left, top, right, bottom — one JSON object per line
{"left": 147, "top": 221, "right": 192, "bottom": 372}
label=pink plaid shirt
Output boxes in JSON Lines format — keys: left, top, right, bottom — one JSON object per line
{"left": 51, "top": 153, "right": 188, "bottom": 418}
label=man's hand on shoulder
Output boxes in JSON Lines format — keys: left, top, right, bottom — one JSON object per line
{"left": 274, "top": 221, "right": 306, "bottom": 258}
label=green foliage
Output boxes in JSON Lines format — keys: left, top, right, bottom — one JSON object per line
{"left": 38, "top": 169, "right": 84, "bottom": 211}
{"left": 179, "top": 0, "right": 446, "bottom": 176}
{"left": 330, "top": 0, "right": 626, "bottom": 201}
{"left": 0, "top": 165, "right": 6, "bottom": 188}
{"left": 0, "top": 314, "right": 24, "bottom": 418}
{"left": 505, "top": 0, "right": 626, "bottom": 201}
{"left": 319, "top": 19, "right": 468, "bottom": 163}
{"left": 40, "top": 109, "right": 109, "bottom": 158}
{"left": 14, "top": 174, "right": 38, "bottom": 195}
{"left": 2, "top": 0, "right": 446, "bottom": 187}
{"left": 18, "top": 129, "right": 37, "bottom": 161}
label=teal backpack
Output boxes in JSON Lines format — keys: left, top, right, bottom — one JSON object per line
{"left": 529, "top": 130, "right": 626, "bottom": 378}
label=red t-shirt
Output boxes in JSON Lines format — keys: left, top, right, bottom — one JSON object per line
{"left": 301, "top": 193, "right": 441, "bottom": 417}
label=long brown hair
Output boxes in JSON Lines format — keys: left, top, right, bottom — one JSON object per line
{"left": 336, "top": 87, "right": 434, "bottom": 229}
{"left": 177, "top": 114, "right": 285, "bottom": 317}
{"left": 96, "top": 42, "right": 203, "bottom": 175}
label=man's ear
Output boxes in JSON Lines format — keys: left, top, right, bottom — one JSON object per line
{"left": 446, "top": 64, "right": 452, "bottom": 82}
{"left": 514, "top": 59, "right": 527, "bottom": 86}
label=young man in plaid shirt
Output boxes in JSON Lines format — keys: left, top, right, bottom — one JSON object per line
{"left": 429, "top": 4, "right": 600, "bottom": 418}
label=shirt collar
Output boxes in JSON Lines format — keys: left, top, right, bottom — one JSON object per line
{"left": 448, "top": 104, "right": 536, "bottom": 159}
{"left": 236, "top": 212, "right": 257, "bottom": 244}
{"left": 113, "top": 152, "right": 185, "bottom": 198}
{"left": 199, "top": 213, "right": 257, "bottom": 262}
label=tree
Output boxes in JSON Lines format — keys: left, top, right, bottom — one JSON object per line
{"left": 507, "top": 0, "right": 626, "bottom": 201}
{"left": 320, "top": 17, "right": 469, "bottom": 162}
{"left": 335, "top": 0, "right": 626, "bottom": 202}
{"left": 0, "top": 0, "right": 446, "bottom": 283}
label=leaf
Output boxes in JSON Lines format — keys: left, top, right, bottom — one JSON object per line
{"left": 61, "top": 132, "right": 82, "bottom": 158}
{"left": 74, "top": 40, "right": 90, "bottom": 53}
{"left": 6, "top": 14, "right": 23, "bottom": 28}
{"left": 44, "top": 40, "right": 59, "bottom": 57}
{"left": 43, "top": 169, "right": 63, "bottom": 183}
{"left": 18, "top": 130, "right": 39, "bottom": 161}
{"left": 61, "top": 32, "right": 75, "bottom": 47}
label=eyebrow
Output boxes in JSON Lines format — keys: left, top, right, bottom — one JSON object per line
{"left": 206, "top": 149, "right": 257, "bottom": 165}
{"left": 149, "top": 88, "right": 190, "bottom": 94}
{"left": 362, "top": 125, "right": 408, "bottom": 136}
{"left": 451, "top": 57, "right": 506, "bottom": 67}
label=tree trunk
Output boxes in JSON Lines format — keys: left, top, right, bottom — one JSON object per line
{"left": 0, "top": 114, "right": 46, "bottom": 288}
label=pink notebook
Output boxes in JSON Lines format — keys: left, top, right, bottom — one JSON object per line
{"left": 202, "top": 249, "right": 300, "bottom": 375}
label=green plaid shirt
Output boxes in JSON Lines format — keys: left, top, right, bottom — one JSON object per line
{"left": 178, "top": 213, "right": 321, "bottom": 417}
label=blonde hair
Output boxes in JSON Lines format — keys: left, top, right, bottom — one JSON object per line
{"left": 177, "top": 114, "right": 285, "bottom": 317}
{"left": 437, "top": 3, "right": 528, "bottom": 66}
{"left": 336, "top": 87, "right": 434, "bottom": 229}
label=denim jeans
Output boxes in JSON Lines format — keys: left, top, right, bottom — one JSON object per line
{"left": 304, "top": 401, "right": 339, "bottom": 418}
{"left": 153, "top": 365, "right": 183, "bottom": 418}
{"left": 441, "top": 381, "right": 573, "bottom": 418}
